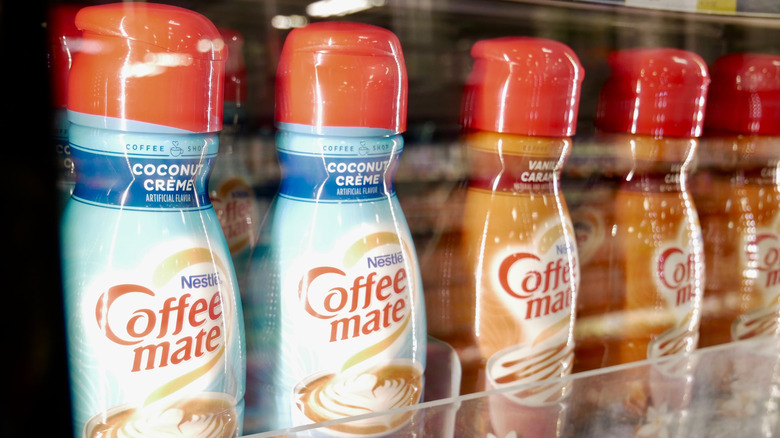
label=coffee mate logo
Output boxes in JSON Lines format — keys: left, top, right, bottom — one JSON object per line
{"left": 571, "top": 206, "right": 606, "bottom": 264}
{"left": 298, "top": 232, "right": 411, "bottom": 351}
{"left": 482, "top": 221, "right": 576, "bottom": 403}
{"left": 733, "top": 227, "right": 780, "bottom": 340}
{"left": 495, "top": 225, "right": 577, "bottom": 322}
{"left": 747, "top": 233, "right": 780, "bottom": 293}
{"left": 211, "top": 177, "right": 258, "bottom": 255}
{"left": 654, "top": 246, "right": 697, "bottom": 308}
{"left": 94, "top": 247, "right": 234, "bottom": 405}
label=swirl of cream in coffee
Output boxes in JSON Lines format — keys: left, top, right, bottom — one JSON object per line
{"left": 294, "top": 361, "right": 423, "bottom": 436}
{"left": 85, "top": 394, "right": 238, "bottom": 438}
{"left": 732, "top": 300, "right": 780, "bottom": 341}
{"left": 647, "top": 314, "right": 699, "bottom": 377}
{"left": 486, "top": 339, "right": 573, "bottom": 405}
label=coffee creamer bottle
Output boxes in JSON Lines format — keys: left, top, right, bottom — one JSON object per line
{"left": 47, "top": 4, "right": 82, "bottom": 211}
{"left": 696, "top": 53, "right": 780, "bottom": 347}
{"left": 244, "top": 22, "right": 426, "bottom": 434}
{"left": 210, "top": 28, "right": 260, "bottom": 295}
{"left": 590, "top": 49, "right": 708, "bottom": 421}
{"left": 459, "top": 37, "right": 583, "bottom": 437}
{"left": 595, "top": 48, "right": 708, "bottom": 367}
{"left": 59, "top": 4, "right": 245, "bottom": 437}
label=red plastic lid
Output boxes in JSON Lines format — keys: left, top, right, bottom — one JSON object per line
{"left": 275, "top": 21, "right": 407, "bottom": 133}
{"left": 595, "top": 48, "right": 710, "bottom": 138}
{"left": 47, "top": 4, "right": 83, "bottom": 109}
{"left": 68, "top": 3, "right": 227, "bottom": 132}
{"left": 460, "top": 37, "right": 584, "bottom": 137}
{"left": 705, "top": 53, "right": 780, "bottom": 135}
{"left": 219, "top": 28, "right": 247, "bottom": 106}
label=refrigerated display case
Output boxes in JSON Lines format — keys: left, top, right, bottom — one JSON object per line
{"left": 9, "top": 0, "right": 780, "bottom": 436}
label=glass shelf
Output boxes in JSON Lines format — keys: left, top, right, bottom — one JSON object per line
{"left": 241, "top": 337, "right": 780, "bottom": 437}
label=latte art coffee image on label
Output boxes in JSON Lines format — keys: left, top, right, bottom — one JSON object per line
{"left": 84, "top": 393, "right": 238, "bottom": 438}
{"left": 293, "top": 360, "right": 423, "bottom": 436}
{"left": 273, "top": 231, "right": 425, "bottom": 435}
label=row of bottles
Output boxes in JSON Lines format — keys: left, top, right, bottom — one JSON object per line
{"left": 50, "top": 1, "right": 780, "bottom": 437}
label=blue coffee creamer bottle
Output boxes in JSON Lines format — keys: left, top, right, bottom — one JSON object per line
{"left": 46, "top": 4, "right": 82, "bottom": 212}
{"left": 59, "top": 4, "right": 245, "bottom": 438}
{"left": 244, "top": 22, "right": 427, "bottom": 435}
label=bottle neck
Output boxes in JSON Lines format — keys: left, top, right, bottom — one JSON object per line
{"left": 598, "top": 133, "right": 697, "bottom": 193}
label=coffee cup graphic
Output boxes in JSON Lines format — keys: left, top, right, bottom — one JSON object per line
{"left": 485, "top": 343, "right": 572, "bottom": 438}
{"left": 83, "top": 392, "right": 238, "bottom": 438}
{"left": 292, "top": 359, "right": 424, "bottom": 437}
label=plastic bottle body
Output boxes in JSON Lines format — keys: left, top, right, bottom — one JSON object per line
{"left": 60, "top": 120, "right": 246, "bottom": 438}
{"left": 244, "top": 126, "right": 427, "bottom": 435}
{"left": 460, "top": 130, "right": 577, "bottom": 437}
{"left": 604, "top": 134, "right": 704, "bottom": 368}
{"left": 696, "top": 135, "right": 780, "bottom": 346}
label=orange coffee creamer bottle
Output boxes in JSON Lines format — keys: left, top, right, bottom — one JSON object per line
{"left": 460, "top": 37, "right": 584, "bottom": 438}
{"left": 592, "top": 49, "right": 709, "bottom": 368}
{"left": 696, "top": 53, "right": 780, "bottom": 347}
{"left": 589, "top": 49, "right": 709, "bottom": 422}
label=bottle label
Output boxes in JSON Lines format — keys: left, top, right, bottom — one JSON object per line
{"left": 647, "top": 233, "right": 701, "bottom": 357}
{"left": 734, "top": 220, "right": 780, "bottom": 340}
{"left": 275, "top": 131, "right": 402, "bottom": 202}
{"left": 245, "top": 129, "right": 425, "bottom": 435}
{"left": 468, "top": 154, "right": 562, "bottom": 194}
{"left": 276, "top": 227, "right": 424, "bottom": 435}
{"left": 69, "top": 125, "right": 216, "bottom": 211}
{"left": 211, "top": 177, "right": 259, "bottom": 257}
{"left": 66, "top": 240, "right": 245, "bottom": 438}
{"left": 480, "top": 217, "right": 578, "bottom": 405}
{"left": 62, "top": 122, "right": 244, "bottom": 437}
{"left": 614, "top": 184, "right": 703, "bottom": 371}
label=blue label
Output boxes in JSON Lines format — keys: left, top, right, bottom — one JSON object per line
{"left": 278, "top": 151, "right": 400, "bottom": 201}
{"left": 275, "top": 129, "right": 403, "bottom": 202}
{"left": 69, "top": 124, "right": 216, "bottom": 211}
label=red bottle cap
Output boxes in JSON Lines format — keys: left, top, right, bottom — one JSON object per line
{"left": 705, "top": 53, "right": 780, "bottom": 135}
{"left": 275, "top": 21, "right": 408, "bottom": 133}
{"left": 220, "top": 28, "right": 247, "bottom": 106}
{"left": 68, "top": 3, "right": 227, "bottom": 132}
{"left": 460, "top": 37, "right": 584, "bottom": 137}
{"left": 47, "top": 4, "right": 83, "bottom": 109}
{"left": 595, "top": 48, "right": 710, "bottom": 138}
